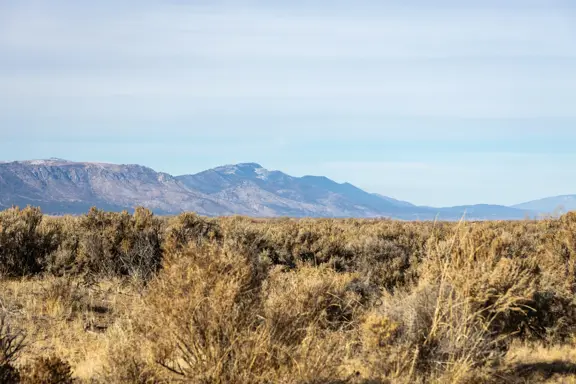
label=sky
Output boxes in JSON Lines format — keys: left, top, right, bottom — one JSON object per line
{"left": 1, "top": 0, "right": 576, "bottom": 207}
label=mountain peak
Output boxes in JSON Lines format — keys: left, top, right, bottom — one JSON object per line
{"left": 0, "top": 158, "right": 536, "bottom": 220}
{"left": 235, "top": 162, "right": 264, "bottom": 170}
{"left": 21, "top": 158, "right": 73, "bottom": 165}
{"left": 212, "top": 163, "right": 266, "bottom": 176}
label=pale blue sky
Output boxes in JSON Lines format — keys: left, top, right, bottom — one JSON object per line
{"left": 1, "top": 0, "right": 575, "bottom": 206}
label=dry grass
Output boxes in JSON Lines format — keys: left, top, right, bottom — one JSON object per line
{"left": 493, "top": 341, "right": 576, "bottom": 383}
{"left": 0, "top": 275, "right": 137, "bottom": 381}
{"left": 2, "top": 207, "right": 576, "bottom": 382}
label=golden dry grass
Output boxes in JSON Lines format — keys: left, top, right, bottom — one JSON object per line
{"left": 0, "top": 276, "right": 137, "bottom": 381}
{"left": 1, "top": 207, "right": 576, "bottom": 382}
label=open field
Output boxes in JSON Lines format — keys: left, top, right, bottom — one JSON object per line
{"left": 2, "top": 206, "right": 576, "bottom": 383}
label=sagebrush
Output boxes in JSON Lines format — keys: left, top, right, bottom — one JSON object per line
{"left": 1, "top": 206, "right": 576, "bottom": 382}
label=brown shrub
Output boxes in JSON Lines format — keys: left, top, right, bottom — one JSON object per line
{"left": 0, "top": 364, "right": 20, "bottom": 384}
{"left": 2, "top": 207, "right": 576, "bottom": 382}
{"left": 121, "top": 241, "right": 353, "bottom": 383}
{"left": 71, "top": 207, "right": 163, "bottom": 279}
{"left": 100, "top": 334, "right": 160, "bottom": 383}
{"left": 263, "top": 265, "right": 361, "bottom": 345}
{"left": 164, "top": 212, "right": 221, "bottom": 252}
{"left": 20, "top": 356, "right": 73, "bottom": 384}
{"left": 0, "top": 206, "right": 60, "bottom": 276}
{"left": 37, "top": 277, "right": 89, "bottom": 319}
{"left": 0, "top": 315, "right": 25, "bottom": 383}
{"left": 42, "top": 216, "right": 82, "bottom": 276}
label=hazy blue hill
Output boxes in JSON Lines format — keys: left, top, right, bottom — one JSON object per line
{"left": 436, "top": 204, "right": 536, "bottom": 221}
{"left": 513, "top": 195, "right": 576, "bottom": 214}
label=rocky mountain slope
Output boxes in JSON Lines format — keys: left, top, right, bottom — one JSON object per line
{"left": 0, "top": 159, "right": 534, "bottom": 220}
{"left": 0, "top": 159, "right": 241, "bottom": 216}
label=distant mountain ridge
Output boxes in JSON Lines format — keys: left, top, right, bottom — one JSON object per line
{"left": 0, "top": 159, "right": 539, "bottom": 220}
{"left": 513, "top": 195, "right": 576, "bottom": 214}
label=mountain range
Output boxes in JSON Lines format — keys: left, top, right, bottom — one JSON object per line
{"left": 512, "top": 195, "right": 576, "bottom": 214}
{"left": 0, "top": 158, "right": 569, "bottom": 220}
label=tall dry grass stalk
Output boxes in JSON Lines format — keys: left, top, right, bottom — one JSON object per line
{"left": 1, "top": 206, "right": 576, "bottom": 382}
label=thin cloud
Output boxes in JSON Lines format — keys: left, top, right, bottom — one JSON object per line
{"left": 1, "top": 0, "right": 575, "bottom": 206}
{"left": 322, "top": 161, "right": 435, "bottom": 171}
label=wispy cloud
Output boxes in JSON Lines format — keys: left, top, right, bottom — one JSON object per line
{"left": 1, "top": 1, "right": 575, "bottom": 120}
{"left": 322, "top": 161, "right": 435, "bottom": 171}
{"left": 1, "top": 0, "right": 575, "bottom": 206}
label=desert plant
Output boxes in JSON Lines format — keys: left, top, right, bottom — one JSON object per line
{"left": 20, "top": 355, "right": 73, "bottom": 384}
{"left": 2, "top": 207, "right": 576, "bottom": 382}
{"left": 263, "top": 265, "right": 361, "bottom": 345}
{"left": 38, "top": 277, "right": 89, "bottom": 319}
{"left": 164, "top": 212, "right": 221, "bottom": 252}
{"left": 0, "top": 206, "right": 60, "bottom": 276}
{"left": 129, "top": 242, "right": 353, "bottom": 383}
{"left": 74, "top": 207, "right": 163, "bottom": 279}
{"left": 43, "top": 215, "right": 82, "bottom": 276}
{"left": 0, "top": 315, "right": 25, "bottom": 383}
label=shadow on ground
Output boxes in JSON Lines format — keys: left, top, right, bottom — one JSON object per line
{"left": 498, "top": 361, "right": 576, "bottom": 383}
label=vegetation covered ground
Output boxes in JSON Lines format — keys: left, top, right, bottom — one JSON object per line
{"left": 1, "top": 206, "right": 576, "bottom": 383}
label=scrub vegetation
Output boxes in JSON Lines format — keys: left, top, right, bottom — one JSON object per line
{"left": 1, "top": 205, "right": 576, "bottom": 383}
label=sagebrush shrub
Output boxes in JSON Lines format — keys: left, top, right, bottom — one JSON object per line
{"left": 72, "top": 207, "right": 163, "bottom": 279}
{"left": 127, "top": 242, "right": 352, "bottom": 383}
{"left": 0, "top": 206, "right": 60, "bottom": 276}
{"left": 2, "top": 207, "right": 576, "bottom": 382}
{"left": 20, "top": 356, "right": 73, "bottom": 384}
{"left": 0, "top": 315, "right": 25, "bottom": 384}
